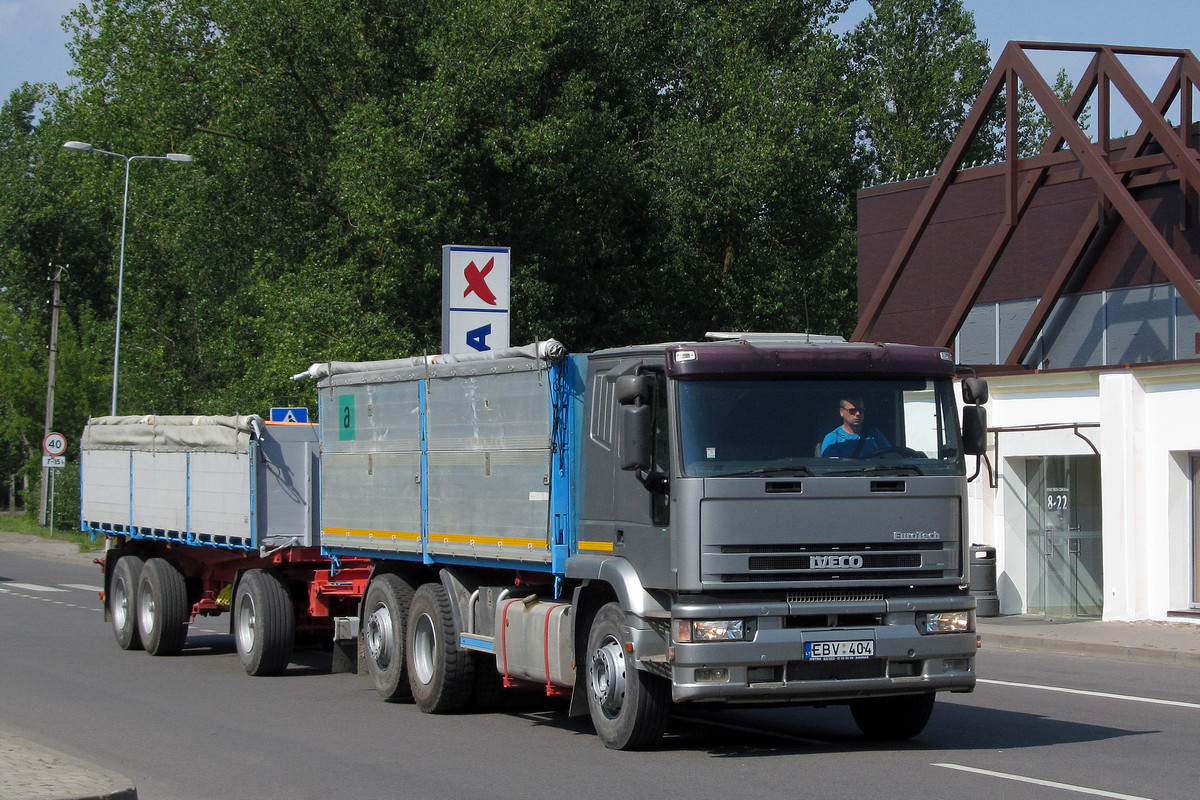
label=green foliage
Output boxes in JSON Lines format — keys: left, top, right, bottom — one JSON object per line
{"left": 1, "top": 0, "right": 995, "bottom": 519}
{"left": 850, "top": 0, "right": 992, "bottom": 180}
{"left": 1018, "top": 68, "right": 1087, "bottom": 154}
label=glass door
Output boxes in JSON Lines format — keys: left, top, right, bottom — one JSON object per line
{"left": 1025, "top": 456, "right": 1103, "bottom": 617}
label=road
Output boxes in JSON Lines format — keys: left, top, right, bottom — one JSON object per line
{"left": 2, "top": 539, "right": 1198, "bottom": 800}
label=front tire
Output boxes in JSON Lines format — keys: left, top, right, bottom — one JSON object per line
{"left": 406, "top": 582, "right": 474, "bottom": 713}
{"left": 235, "top": 569, "right": 295, "bottom": 676}
{"left": 850, "top": 692, "right": 936, "bottom": 740}
{"left": 362, "top": 573, "right": 417, "bottom": 701}
{"left": 137, "top": 558, "right": 189, "bottom": 656}
{"left": 109, "top": 555, "right": 144, "bottom": 651}
{"left": 585, "top": 602, "right": 670, "bottom": 750}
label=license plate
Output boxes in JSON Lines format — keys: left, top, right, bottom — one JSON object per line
{"left": 805, "top": 639, "right": 874, "bottom": 660}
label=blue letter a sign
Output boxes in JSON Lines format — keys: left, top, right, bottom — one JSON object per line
{"left": 466, "top": 324, "right": 492, "bottom": 352}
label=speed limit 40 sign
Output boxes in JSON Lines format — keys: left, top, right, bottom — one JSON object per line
{"left": 42, "top": 432, "right": 67, "bottom": 456}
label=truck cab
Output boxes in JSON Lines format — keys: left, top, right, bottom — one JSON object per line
{"left": 567, "top": 334, "right": 986, "bottom": 746}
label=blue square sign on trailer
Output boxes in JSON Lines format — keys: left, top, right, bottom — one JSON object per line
{"left": 269, "top": 407, "right": 309, "bottom": 423}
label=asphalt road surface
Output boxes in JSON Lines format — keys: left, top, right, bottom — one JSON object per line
{"left": 2, "top": 540, "right": 1197, "bottom": 800}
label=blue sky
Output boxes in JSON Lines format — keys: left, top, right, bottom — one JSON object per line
{"left": 2, "top": 0, "right": 1198, "bottom": 134}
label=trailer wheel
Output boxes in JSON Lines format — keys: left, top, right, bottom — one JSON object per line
{"left": 109, "top": 555, "right": 144, "bottom": 651}
{"left": 406, "top": 582, "right": 474, "bottom": 713}
{"left": 136, "top": 558, "right": 189, "bottom": 656}
{"left": 235, "top": 570, "right": 295, "bottom": 676}
{"left": 363, "top": 574, "right": 417, "bottom": 701}
{"left": 850, "top": 692, "right": 936, "bottom": 741}
{"left": 585, "top": 602, "right": 670, "bottom": 750}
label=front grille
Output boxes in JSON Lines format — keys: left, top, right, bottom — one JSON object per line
{"left": 749, "top": 553, "right": 922, "bottom": 571}
{"left": 723, "top": 542, "right": 942, "bottom": 554}
{"left": 787, "top": 659, "right": 885, "bottom": 681}
{"left": 724, "top": 570, "right": 932, "bottom": 582}
{"left": 788, "top": 589, "right": 885, "bottom": 604}
{"left": 704, "top": 540, "right": 959, "bottom": 586}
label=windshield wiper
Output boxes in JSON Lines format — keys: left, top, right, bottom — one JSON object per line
{"left": 824, "top": 464, "right": 924, "bottom": 477}
{"left": 713, "top": 466, "right": 814, "bottom": 478}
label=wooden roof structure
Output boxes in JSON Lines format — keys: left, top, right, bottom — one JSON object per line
{"left": 853, "top": 42, "right": 1200, "bottom": 366}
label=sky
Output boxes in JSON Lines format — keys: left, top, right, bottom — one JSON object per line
{"left": 1, "top": 0, "right": 1199, "bottom": 134}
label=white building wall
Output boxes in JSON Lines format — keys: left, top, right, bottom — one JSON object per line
{"left": 972, "top": 364, "right": 1200, "bottom": 622}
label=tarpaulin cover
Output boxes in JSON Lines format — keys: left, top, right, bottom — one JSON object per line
{"left": 81, "top": 414, "right": 263, "bottom": 454}
{"left": 293, "top": 339, "right": 566, "bottom": 382}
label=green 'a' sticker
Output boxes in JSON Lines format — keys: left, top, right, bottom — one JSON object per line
{"left": 338, "top": 395, "right": 355, "bottom": 440}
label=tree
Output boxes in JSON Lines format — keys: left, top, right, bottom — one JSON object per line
{"left": 647, "top": 1, "right": 863, "bottom": 337}
{"left": 1018, "top": 68, "right": 1087, "bottom": 155}
{"left": 0, "top": 0, "right": 999, "bottom": 458}
{"left": 850, "top": 0, "right": 992, "bottom": 181}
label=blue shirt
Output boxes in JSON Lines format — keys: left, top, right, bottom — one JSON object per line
{"left": 820, "top": 426, "right": 890, "bottom": 458}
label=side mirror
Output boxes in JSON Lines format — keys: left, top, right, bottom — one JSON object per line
{"left": 615, "top": 374, "right": 652, "bottom": 405}
{"left": 620, "top": 403, "right": 653, "bottom": 471}
{"left": 961, "top": 406, "right": 987, "bottom": 456}
{"left": 962, "top": 377, "right": 989, "bottom": 405}
{"left": 616, "top": 374, "right": 655, "bottom": 472}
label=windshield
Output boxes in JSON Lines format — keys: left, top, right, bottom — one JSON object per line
{"left": 677, "top": 378, "right": 964, "bottom": 477}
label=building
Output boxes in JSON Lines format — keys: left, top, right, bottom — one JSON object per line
{"left": 855, "top": 42, "right": 1200, "bottom": 622}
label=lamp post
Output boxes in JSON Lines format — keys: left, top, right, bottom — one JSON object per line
{"left": 63, "top": 141, "right": 194, "bottom": 416}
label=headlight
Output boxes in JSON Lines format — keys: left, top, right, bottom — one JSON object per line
{"left": 920, "top": 611, "right": 974, "bottom": 634}
{"left": 674, "top": 619, "right": 746, "bottom": 642}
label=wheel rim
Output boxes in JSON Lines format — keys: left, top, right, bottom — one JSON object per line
{"left": 590, "top": 635, "right": 627, "bottom": 719}
{"left": 411, "top": 611, "right": 436, "bottom": 685}
{"left": 364, "top": 602, "right": 393, "bottom": 669}
{"left": 236, "top": 592, "right": 257, "bottom": 655}
{"left": 137, "top": 583, "right": 156, "bottom": 635}
{"left": 111, "top": 575, "right": 130, "bottom": 632}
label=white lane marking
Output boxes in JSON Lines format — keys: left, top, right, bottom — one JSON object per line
{"left": 979, "top": 678, "right": 1200, "bottom": 710}
{"left": 934, "top": 763, "right": 1155, "bottom": 800}
{"left": 3, "top": 582, "right": 68, "bottom": 592}
{"left": 62, "top": 583, "right": 104, "bottom": 592}
{"left": 0, "top": 584, "right": 102, "bottom": 612}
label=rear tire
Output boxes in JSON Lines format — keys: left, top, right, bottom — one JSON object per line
{"left": 362, "top": 573, "right": 417, "bottom": 701}
{"left": 406, "top": 582, "right": 474, "bottom": 713}
{"left": 235, "top": 570, "right": 295, "bottom": 676}
{"left": 850, "top": 692, "right": 936, "bottom": 741}
{"left": 585, "top": 602, "right": 670, "bottom": 750}
{"left": 109, "top": 555, "right": 144, "bottom": 651}
{"left": 137, "top": 558, "right": 189, "bottom": 656}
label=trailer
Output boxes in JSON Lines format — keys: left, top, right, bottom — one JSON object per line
{"left": 83, "top": 335, "right": 989, "bottom": 749}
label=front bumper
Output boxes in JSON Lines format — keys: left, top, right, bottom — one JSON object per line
{"left": 655, "top": 596, "right": 977, "bottom": 705}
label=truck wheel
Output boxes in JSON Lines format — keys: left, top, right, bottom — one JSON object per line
{"left": 234, "top": 570, "right": 295, "bottom": 676}
{"left": 850, "top": 692, "right": 936, "bottom": 740}
{"left": 109, "top": 555, "right": 144, "bottom": 651}
{"left": 363, "top": 574, "right": 416, "bottom": 701}
{"left": 585, "top": 602, "right": 670, "bottom": 750}
{"left": 137, "top": 558, "right": 189, "bottom": 656}
{"left": 406, "top": 582, "right": 474, "bottom": 713}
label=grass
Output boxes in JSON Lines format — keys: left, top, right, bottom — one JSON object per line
{"left": 0, "top": 511, "right": 105, "bottom": 551}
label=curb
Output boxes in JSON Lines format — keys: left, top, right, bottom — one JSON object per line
{"left": 980, "top": 630, "right": 1200, "bottom": 668}
{"left": 0, "top": 733, "right": 138, "bottom": 800}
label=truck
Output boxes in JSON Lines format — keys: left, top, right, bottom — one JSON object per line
{"left": 81, "top": 333, "right": 989, "bottom": 750}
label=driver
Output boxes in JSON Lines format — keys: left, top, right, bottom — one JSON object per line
{"left": 820, "top": 396, "right": 890, "bottom": 458}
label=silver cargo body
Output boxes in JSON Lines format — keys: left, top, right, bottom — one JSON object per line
{"left": 80, "top": 415, "right": 320, "bottom": 549}
{"left": 315, "top": 342, "right": 564, "bottom": 567}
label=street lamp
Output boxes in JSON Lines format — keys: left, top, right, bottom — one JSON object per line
{"left": 63, "top": 141, "right": 194, "bottom": 416}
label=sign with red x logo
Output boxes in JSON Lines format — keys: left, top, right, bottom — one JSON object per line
{"left": 442, "top": 245, "right": 511, "bottom": 354}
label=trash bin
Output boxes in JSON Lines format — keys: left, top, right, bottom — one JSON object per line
{"left": 969, "top": 544, "right": 999, "bottom": 617}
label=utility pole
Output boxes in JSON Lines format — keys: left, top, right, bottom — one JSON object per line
{"left": 39, "top": 264, "right": 67, "bottom": 527}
